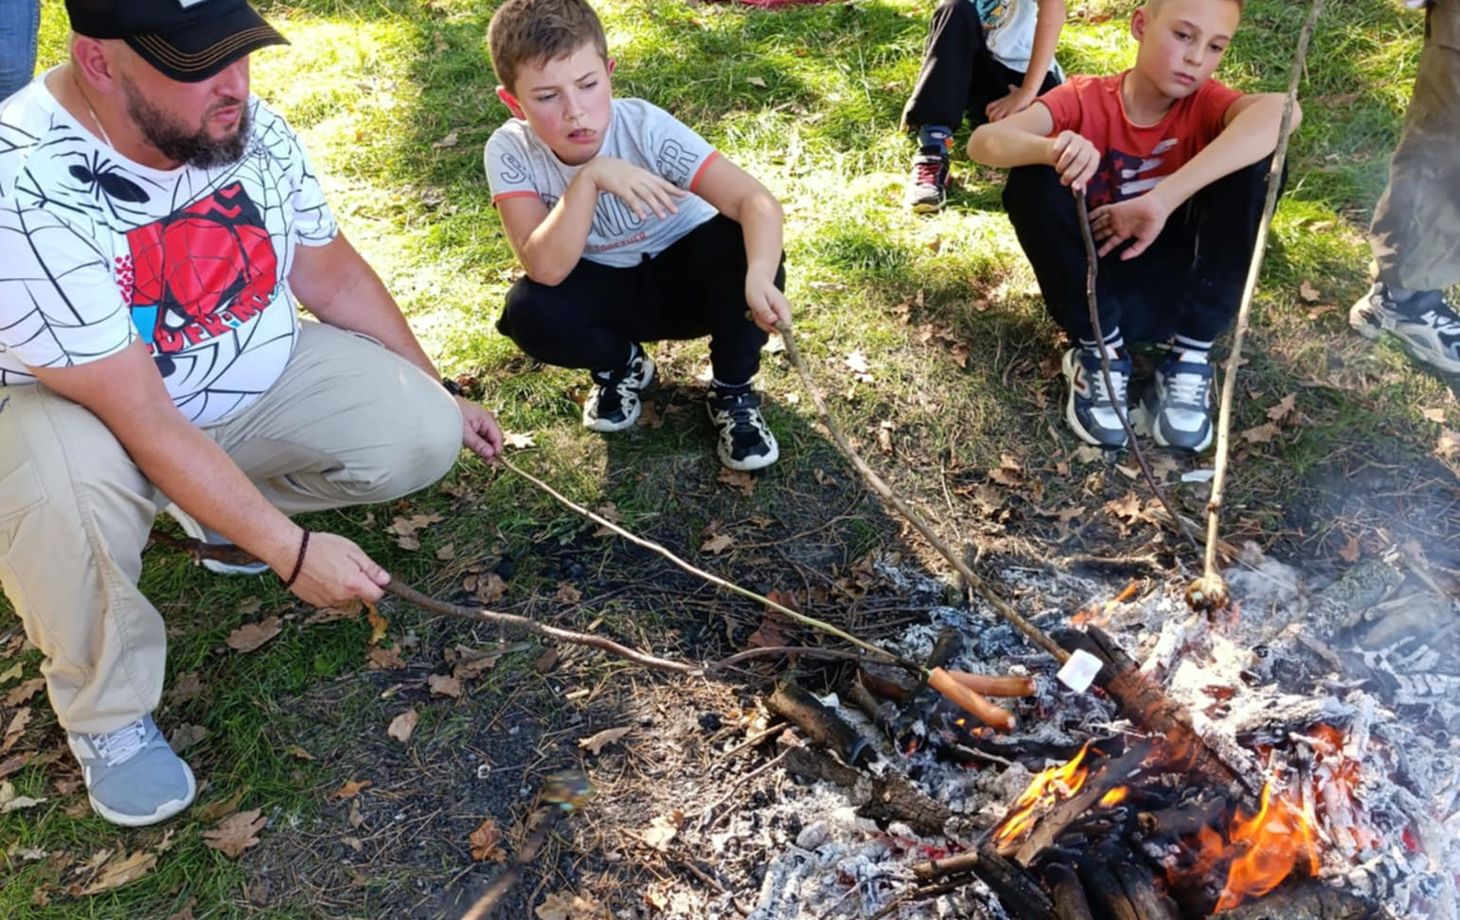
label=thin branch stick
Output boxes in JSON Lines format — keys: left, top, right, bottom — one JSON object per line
{"left": 776, "top": 323, "right": 1069, "bottom": 664}
{"left": 1075, "top": 191, "right": 1199, "bottom": 555}
{"left": 1204, "top": 0, "right": 1324, "bottom": 585}
{"left": 499, "top": 455, "right": 911, "bottom": 668}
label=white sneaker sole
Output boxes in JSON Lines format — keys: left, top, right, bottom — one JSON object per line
{"left": 164, "top": 506, "right": 269, "bottom": 576}
{"left": 88, "top": 761, "right": 197, "bottom": 828}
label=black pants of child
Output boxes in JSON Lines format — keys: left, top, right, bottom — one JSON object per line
{"left": 902, "top": 0, "right": 1061, "bottom": 130}
{"left": 497, "top": 214, "right": 781, "bottom": 385}
{"left": 1002, "top": 158, "right": 1281, "bottom": 346}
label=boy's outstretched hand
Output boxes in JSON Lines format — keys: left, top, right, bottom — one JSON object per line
{"left": 1089, "top": 190, "right": 1173, "bottom": 260}
{"left": 745, "top": 273, "right": 792, "bottom": 334}
{"left": 1049, "top": 130, "right": 1100, "bottom": 191}
{"left": 588, "top": 157, "right": 685, "bottom": 221}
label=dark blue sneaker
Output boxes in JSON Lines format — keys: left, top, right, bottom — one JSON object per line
{"left": 908, "top": 149, "right": 951, "bottom": 213}
{"left": 1061, "top": 347, "right": 1131, "bottom": 448}
{"left": 1350, "top": 283, "right": 1460, "bottom": 375}
{"left": 1136, "top": 354, "right": 1215, "bottom": 452}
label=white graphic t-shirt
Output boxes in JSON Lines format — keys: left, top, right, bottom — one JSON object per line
{"left": 484, "top": 98, "right": 719, "bottom": 268}
{"left": 976, "top": 0, "right": 1063, "bottom": 78}
{"left": 0, "top": 76, "right": 337, "bottom": 425}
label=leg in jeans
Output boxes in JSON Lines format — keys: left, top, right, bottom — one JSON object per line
{"left": 0, "top": 0, "right": 40, "bottom": 101}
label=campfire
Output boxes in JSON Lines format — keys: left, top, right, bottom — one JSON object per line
{"left": 723, "top": 550, "right": 1460, "bottom": 920}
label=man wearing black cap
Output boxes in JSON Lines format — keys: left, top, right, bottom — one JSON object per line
{"left": 0, "top": 0, "right": 504, "bottom": 826}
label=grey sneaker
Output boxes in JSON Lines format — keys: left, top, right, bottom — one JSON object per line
{"left": 583, "top": 349, "right": 656, "bottom": 433}
{"left": 165, "top": 505, "right": 269, "bottom": 576}
{"left": 67, "top": 715, "right": 196, "bottom": 827}
{"left": 1135, "top": 354, "right": 1215, "bottom": 452}
{"left": 908, "top": 150, "right": 951, "bottom": 214}
{"left": 1350, "top": 282, "right": 1460, "bottom": 375}
{"left": 707, "top": 388, "right": 779, "bottom": 471}
{"left": 1061, "top": 347, "right": 1131, "bottom": 448}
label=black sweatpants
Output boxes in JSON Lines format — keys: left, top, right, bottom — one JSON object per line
{"left": 902, "top": 0, "right": 1061, "bottom": 132}
{"left": 497, "top": 215, "right": 781, "bottom": 385}
{"left": 1002, "top": 159, "right": 1281, "bottom": 347}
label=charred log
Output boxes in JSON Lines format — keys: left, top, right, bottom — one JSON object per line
{"left": 767, "top": 681, "right": 874, "bottom": 768}
{"left": 859, "top": 662, "right": 919, "bottom": 705}
{"left": 1138, "top": 796, "right": 1229, "bottom": 838}
{"left": 1004, "top": 742, "right": 1153, "bottom": 866}
{"left": 1045, "top": 862, "right": 1095, "bottom": 920}
{"left": 781, "top": 745, "right": 951, "bottom": 837}
{"left": 1213, "top": 880, "right": 1378, "bottom": 920}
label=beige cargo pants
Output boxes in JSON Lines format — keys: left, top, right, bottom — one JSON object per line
{"left": 1371, "top": 0, "right": 1460, "bottom": 291}
{"left": 0, "top": 322, "right": 463, "bottom": 734}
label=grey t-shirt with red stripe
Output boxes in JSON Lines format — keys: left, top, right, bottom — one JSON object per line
{"left": 484, "top": 98, "right": 719, "bottom": 268}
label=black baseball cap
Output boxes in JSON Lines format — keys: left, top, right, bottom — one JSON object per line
{"left": 66, "top": 0, "right": 288, "bottom": 83}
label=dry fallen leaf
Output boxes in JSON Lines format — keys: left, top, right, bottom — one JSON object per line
{"left": 195, "top": 785, "right": 251, "bottom": 823}
{"left": 1072, "top": 444, "right": 1104, "bottom": 464}
{"left": 0, "top": 779, "right": 46, "bottom": 814}
{"left": 366, "top": 602, "right": 389, "bottom": 644}
{"left": 1438, "top": 429, "right": 1460, "bottom": 460}
{"left": 1241, "top": 422, "right": 1282, "bottom": 445}
{"left": 386, "top": 512, "right": 444, "bottom": 551}
{"left": 949, "top": 342, "right": 971, "bottom": 368}
{"left": 877, "top": 420, "right": 894, "bottom": 455}
{"left": 553, "top": 583, "right": 582, "bottom": 605}
{"left": 746, "top": 75, "right": 768, "bottom": 88}
{"left": 166, "top": 896, "right": 198, "bottom": 920}
{"left": 4, "top": 677, "right": 44, "bottom": 708}
{"left": 432, "top": 130, "right": 459, "bottom": 149}
{"left": 1104, "top": 492, "right": 1144, "bottom": 525}
{"left": 79, "top": 849, "right": 156, "bottom": 895}
{"left": 165, "top": 672, "right": 204, "bottom": 707}
{"left": 202, "top": 809, "right": 266, "bottom": 859}
{"left": 427, "top": 673, "right": 462, "bottom": 698}
{"left": 503, "top": 431, "right": 536, "bottom": 450}
{"left": 1266, "top": 394, "right": 1297, "bottom": 423}
{"left": 366, "top": 646, "right": 406, "bottom": 670}
{"left": 700, "top": 533, "right": 735, "bottom": 555}
{"left": 3, "top": 707, "right": 31, "bottom": 753}
{"left": 303, "top": 602, "right": 362, "bottom": 626}
{"left": 332, "top": 779, "right": 372, "bottom": 801}
{"left": 235, "top": 596, "right": 262, "bottom": 616}
{"left": 1337, "top": 533, "right": 1362, "bottom": 564}
{"left": 536, "top": 891, "right": 609, "bottom": 920}
{"left": 167, "top": 723, "right": 207, "bottom": 755}
{"left": 468, "top": 818, "right": 508, "bottom": 862}
{"left": 717, "top": 467, "right": 756, "bottom": 497}
{"left": 285, "top": 745, "right": 315, "bottom": 761}
{"left": 1299, "top": 280, "right": 1321, "bottom": 303}
{"left": 640, "top": 812, "right": 682, "bottom": 852}
{"left": 844, "top": 351, "right": 874, "bottom": 382}
{"left": 578, "top": 726, "right": 632, "bottom": 755}
{"left": 474, "top": 573, "right": 509, "bottom": 605}
{"left": 225, "top": 617, "right": 282, "bottom": 654}
{"left": 387, "top": 709, "right": 418, "bottom": 744}
{"left": 1422, "top": 407, "right": 1447, "bottom": 424}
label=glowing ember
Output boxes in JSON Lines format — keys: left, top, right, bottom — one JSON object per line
{"left": 992, "top": 742, "right": 1092, "bottom": 847}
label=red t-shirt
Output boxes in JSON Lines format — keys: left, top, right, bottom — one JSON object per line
{"left": 1037, "top": 72, "right": 1243, "bottom": 207}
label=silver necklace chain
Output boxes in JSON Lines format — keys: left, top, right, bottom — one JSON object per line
{"left": 71, "top": 70, "right": 117, "bottom": 151}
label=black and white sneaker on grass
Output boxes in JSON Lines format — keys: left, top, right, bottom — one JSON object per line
{"left": 1061, "top": 347, "right": 1131, "bottom": 449}
{"left": 583, "top": 349, "right": 656, "bottom": 432}
{"left": 908, "top": 149, "right": 951, "bottom": 214}
{"left": 1349, "top": 282, "right": 1460, "bottom": 375}
{"left": 707, "top": 389, "right": 779, "bottom": 471}
{"left": 1135, "top": 354, "right": 1215, "bottom": 452}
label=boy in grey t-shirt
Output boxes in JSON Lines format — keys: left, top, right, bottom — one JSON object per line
{"left": 485, "top": 0, "right": 790, "bottom": 471}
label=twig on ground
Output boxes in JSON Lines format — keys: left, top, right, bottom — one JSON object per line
{"left": 777, "top": 322, "right": 1069, "bottom": 664}
{"left": 867, "top": 880, "right": 967, "bottom": 920}
{"left": 1074, "top": 190, "right": 1199, "bottom": 556}
{"left": 1203, "top": 0, "right": 1325, "bottom": 592}
{"left": 700, "top": 747, "right": 792, "bottom": 830}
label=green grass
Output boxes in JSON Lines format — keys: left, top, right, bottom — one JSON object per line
{"left": 3, "top": 0, "right": 1454, "bottom": 916}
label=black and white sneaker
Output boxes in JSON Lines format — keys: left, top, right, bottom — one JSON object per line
{"left": 583, "top": 348, "right": 656, "bottom": 432}
{"left": 1134, "top": 354, "right": 1215, "bottom": 452}
{"left": 1350, "top": 282, "right": 1460, "bottom": 375}
{"left": 1061, "top": 347, "right": 1131, "bottom": 449}
{"left": 707, "top": 389, "right": 779, "bottom": 471}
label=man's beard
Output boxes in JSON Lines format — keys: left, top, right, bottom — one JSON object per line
{"left": 120, "top": 77, "right": 251, "bottom": 169}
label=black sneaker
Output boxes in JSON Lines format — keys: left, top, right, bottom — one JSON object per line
{"left": 583, "top": 349, "right": 656, "bottom": 432}
{"left": 707, "top": 389, "right": 779, "bottom": 471}
{"left": 1350, "top": 282, "right": 1460, "bottom": 375}
{"left": 1061, "top": 347, "right": 1131, "bottom": 448}
{"left": 908, "top": 149, "right": 950, "bottom": 214}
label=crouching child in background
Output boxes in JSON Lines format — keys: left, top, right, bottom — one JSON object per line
{"left": 484, "top": 0, "right": 790, "bottom": 471}
{"left": 967, "top": 0, "right": 1298, "bottom": 452}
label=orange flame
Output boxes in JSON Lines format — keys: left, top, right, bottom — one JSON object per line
{"left": 993, "top": 743, "right": 1092, "bottom": 847}
{"left": 1099, "top": 786, "right": 1129, "bottom": 809}
{"left": 1210, "top": 782, "right": 1322, "bottom": 912}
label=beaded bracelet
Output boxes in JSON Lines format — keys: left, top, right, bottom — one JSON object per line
{"left": 282, "top": 530, "right": 311, "bottom": 590}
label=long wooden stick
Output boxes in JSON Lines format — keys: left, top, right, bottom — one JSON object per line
{"left": 1203, "top": 0, "right": 1324, "bottom": 587}
{"left": 776, "top": 322, "right": 1069, "bottom": 664}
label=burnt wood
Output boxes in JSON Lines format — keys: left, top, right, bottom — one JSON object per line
{"left": 781, "top": 746, "right": 952, "bottom": 837}
{"left": 1138, "top": 796, "right": 1229, "bottom": 839}
{"left": 1213, "top": 880, "right": 1378, "bottom": 920}
{"left": 1113, "top": 862, "right": 1181, "bottom": 920}
{"left": 767, "top": 681, "right": 874, "bottom": 767}
{"left": 1045, "top": 863, "right": 1096, "bottom": 920}
{"left": 859, "top": 662, "right": 919, "bottom": 704}
{"left": 1005, "top": 742, "right": 1153, "bottom": 866}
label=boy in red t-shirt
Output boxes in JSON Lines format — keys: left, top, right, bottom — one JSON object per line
{"left": 968, "top": 0, "right": 1300, "bottom": 452}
